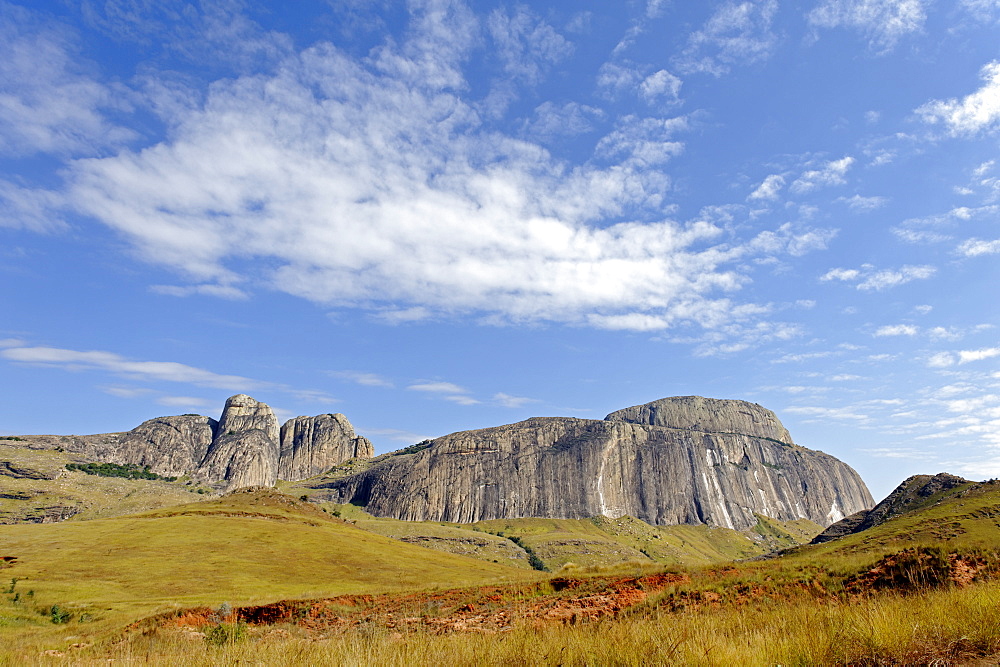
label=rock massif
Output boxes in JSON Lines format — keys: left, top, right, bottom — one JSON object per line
{"left": 25, "top": 395, "right": 372, "bottom": 490}
{"left": 312, "top": 396, "right": 873, "bottom": 530}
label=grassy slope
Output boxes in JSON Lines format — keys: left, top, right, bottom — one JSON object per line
{"left": 0, "top": 443, "right": 208, "bottom": 523}
{"left": 309, "top": 502, "right": 822, "bottom": 571}
{"left": 0, "top": 490, "right": 535, "bottom": 655}
{"left": 781, "top": 478, "right": 1000, "bottom": 573}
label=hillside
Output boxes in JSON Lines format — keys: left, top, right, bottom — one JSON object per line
{"left": 0, "top": 488, "right": 533, "bottom": 656}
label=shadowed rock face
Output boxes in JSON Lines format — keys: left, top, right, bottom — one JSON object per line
{"left": 313, "top": 397, "right": 874, "bottom": 530}
{"left": 279, "top": 414, "right": 374, "bottom": 481}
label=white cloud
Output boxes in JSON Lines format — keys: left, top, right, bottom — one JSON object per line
{"left": 150, "top": 284, "right": 249, "bottom": 300}
{"left": 493, "top": 392, "right": 538, "bottom": 408}
{"left": 332, "top": 370, "right": 395, "bottom": 388}
{"left": 595, "top": 115, "right": 687, "bottom": 167}
{"left": 820, "top": 263, "right": 936, "bottom": 290}
{"left": 957, "top": 238, "right": 1000, "bottom": 256}
{"left": 748, "top": 174, "right": 785, "bottom": 201}
{"left": 1, "top": 345, "right": 257, "bottom": 390}
{"left": 487, "top": 6, "right": 573, "bottom": 85}
{"left": 958, "top": 347, "right": 1000, "bottom": 364}
{"left": 0, "top": 5, "right": 133, "bottom": 157}
{"left": 0, "top": 181, "right": 65, "bottom": 232}
{"left": 53, "top": 30, "right": 817, "bottom": 336}
{"left": 407, "top": 381, "right": 469, "bottom": 394}
{"left": 808, "top": 0, "right": 928, "bottom": 51}
{"left": 790, "top": 157, "right": 855, "bottom": 193}
{"left": 525, "top": 101, "right": 602, "bottom": 139}
{"left": 675, "top": 0, "right": 779, "bottom": 76}
{"left": 156, "top": 395, "right": 213, "bottom": 409}
{"left": 820, "top": 267, "right": 861, "bottom": 282}
{"left": 841, "top": 194, "right": 888, "bottom": 211}
{"left": 917, "top": 61, "right": 1000, "bottom": 136}
{"left": 785, "top": 405, "right": 870, "bottom": 422}
{"left": 639, "top": 70, "right": 682, "bottom": 104}
{"left": 961, "top": 0, "right": 1000, "bottom": 21}
{"left": 874, "top": 324, "right": 918, "bottom": 336}
{"left": 927, "top": 352, "right": 956, "bottom": 368}
{"left": 101, "top": 385, "right": 154, "bottom": 399}
{"left": 444, "top": 394, "right": 481, "bottom": 405}
{"left": 596, "top": 61, "right": 645, "bottom": 97}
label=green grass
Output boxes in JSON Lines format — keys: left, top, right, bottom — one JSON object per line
{"left": 0, "top": 443, "right": 206, "bottom": 523}
{"left": 0, "top": 489, "right": 536, "bottom": 658}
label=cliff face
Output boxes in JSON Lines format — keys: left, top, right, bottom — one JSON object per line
{"left": 313, "top": 397, "right": 873, "bottom": 530}
{"left": 279, "top": 414, "right": 374, "bottom": 481}
{"left": 20, "top": 395, "right": 372, "bottom": 490}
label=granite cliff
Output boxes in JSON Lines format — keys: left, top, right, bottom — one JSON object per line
{"left": 19, "top": 395, "right": 373, "bottom": 490}
{"left": 311, "top": 396, "right": 873, "bottom": 530}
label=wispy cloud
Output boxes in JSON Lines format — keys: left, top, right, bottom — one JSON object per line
{"left": 0, "top": 5, "right": 133, "bottom": 157}
{"left": 407, "top": 380, "right": 480, "bottom": 405}
{"left": 150, "top": 284, "right": 250, "bottom": 300}
{"left": 33, "top": 7, "right": 830, "bottom": 339}
{"left": 790, "top": 157, "right": 854, "bottom": 194}
{"left": 748, "top": 174, "right": 785, "bottom": 201}
{"left": 840, "top": 194, "right": 888, "bottom": 211}
{"left": 874, "top": 324, "right": 919, "bottom": 336}
{"left": 926, "top": 346, "right": 1000, "bottom": 367}
{"left": 487, "top": 5, "right": 573, "bottom": 85}
{"left": 676, "top": 0, "right": 779, "bottom": 76}
{"left": 820, "top": 263, "right": 936, "bottom": 290}
{"left": 808, "top": 0, "right": 928, "bottom": 52}
{"left": 918, "top": 61, "right": 1000, "bottom": 136}
{"left": 1, "top": 345, "right": 257, "bottom": 390}
{"left": 957, "top": 237, "right": 1000, "bottom": 256}
{"left": 332, "top": 371, "right": 395, "bottom": 388}
{"left": 493, "top": 392, "right": 538, "bottom": 408}
{"left": 156, "top": 395, "right": 214, "bottom": 409}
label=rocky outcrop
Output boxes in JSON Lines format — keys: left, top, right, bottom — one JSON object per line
{"left": 812, "top": 472, "right": 970, "bottom": 543}
{"left": 198, "top": 429, "right": 280, "bottom": 490}
{"left": 14, "top": 395, "right": 373, "bottom": 491}
{"left": 605, "top": 396, "right": 793, "bottom": 444}
{"left": 199, "top": 395, "right": 281, "bottom": 489}
{"left": 279, "top": 414, "right": 374, "bottom": 481}
{"left": 312, "top": 397, "right": 873, "bottom": 530}
{"left": 108, "top": 415, "right": 217, "bottom": 477}
{"left": 217, "top": 394, "right": 280, "bottom": 444}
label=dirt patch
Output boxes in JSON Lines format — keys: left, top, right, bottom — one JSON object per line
{"left": 844, "top": 548, "right": 992, "bottom": 594}
{"left": 153, "top": 572, "right": 690, "bottom": 637}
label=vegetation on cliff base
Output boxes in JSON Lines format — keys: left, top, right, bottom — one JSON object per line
{"left": 65, "top": 462, "right": 177, "bottom": 482}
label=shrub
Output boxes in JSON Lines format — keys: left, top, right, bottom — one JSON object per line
{"left": 204, "top": 622, "right": 246, "bottom": 645}
{"left": 65, "top": 462, "right": 177, "bottom": 482}
{"left": 49, "top": 605, "right": 72, "bottom": 624}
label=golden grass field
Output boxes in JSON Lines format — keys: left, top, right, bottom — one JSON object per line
{"left": 2, "top": 471, "right": 1000, "bottom": 664}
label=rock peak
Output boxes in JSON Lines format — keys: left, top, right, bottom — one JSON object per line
{"left": 604, "top": 396, "right": 793, "bottom": 444}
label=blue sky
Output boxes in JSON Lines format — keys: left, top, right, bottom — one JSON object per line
{"left": 2, "top": 0, "right": 999, "bottom": 499}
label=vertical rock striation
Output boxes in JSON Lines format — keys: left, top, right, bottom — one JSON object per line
{"left": 279, "top": 414, "right": 374, "bottom": 481}
{"left": 313, "top": 397, "right": 873, "bottom": 530}
{"left": 24, "top": 395, "right": 374, "bottom": 490}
